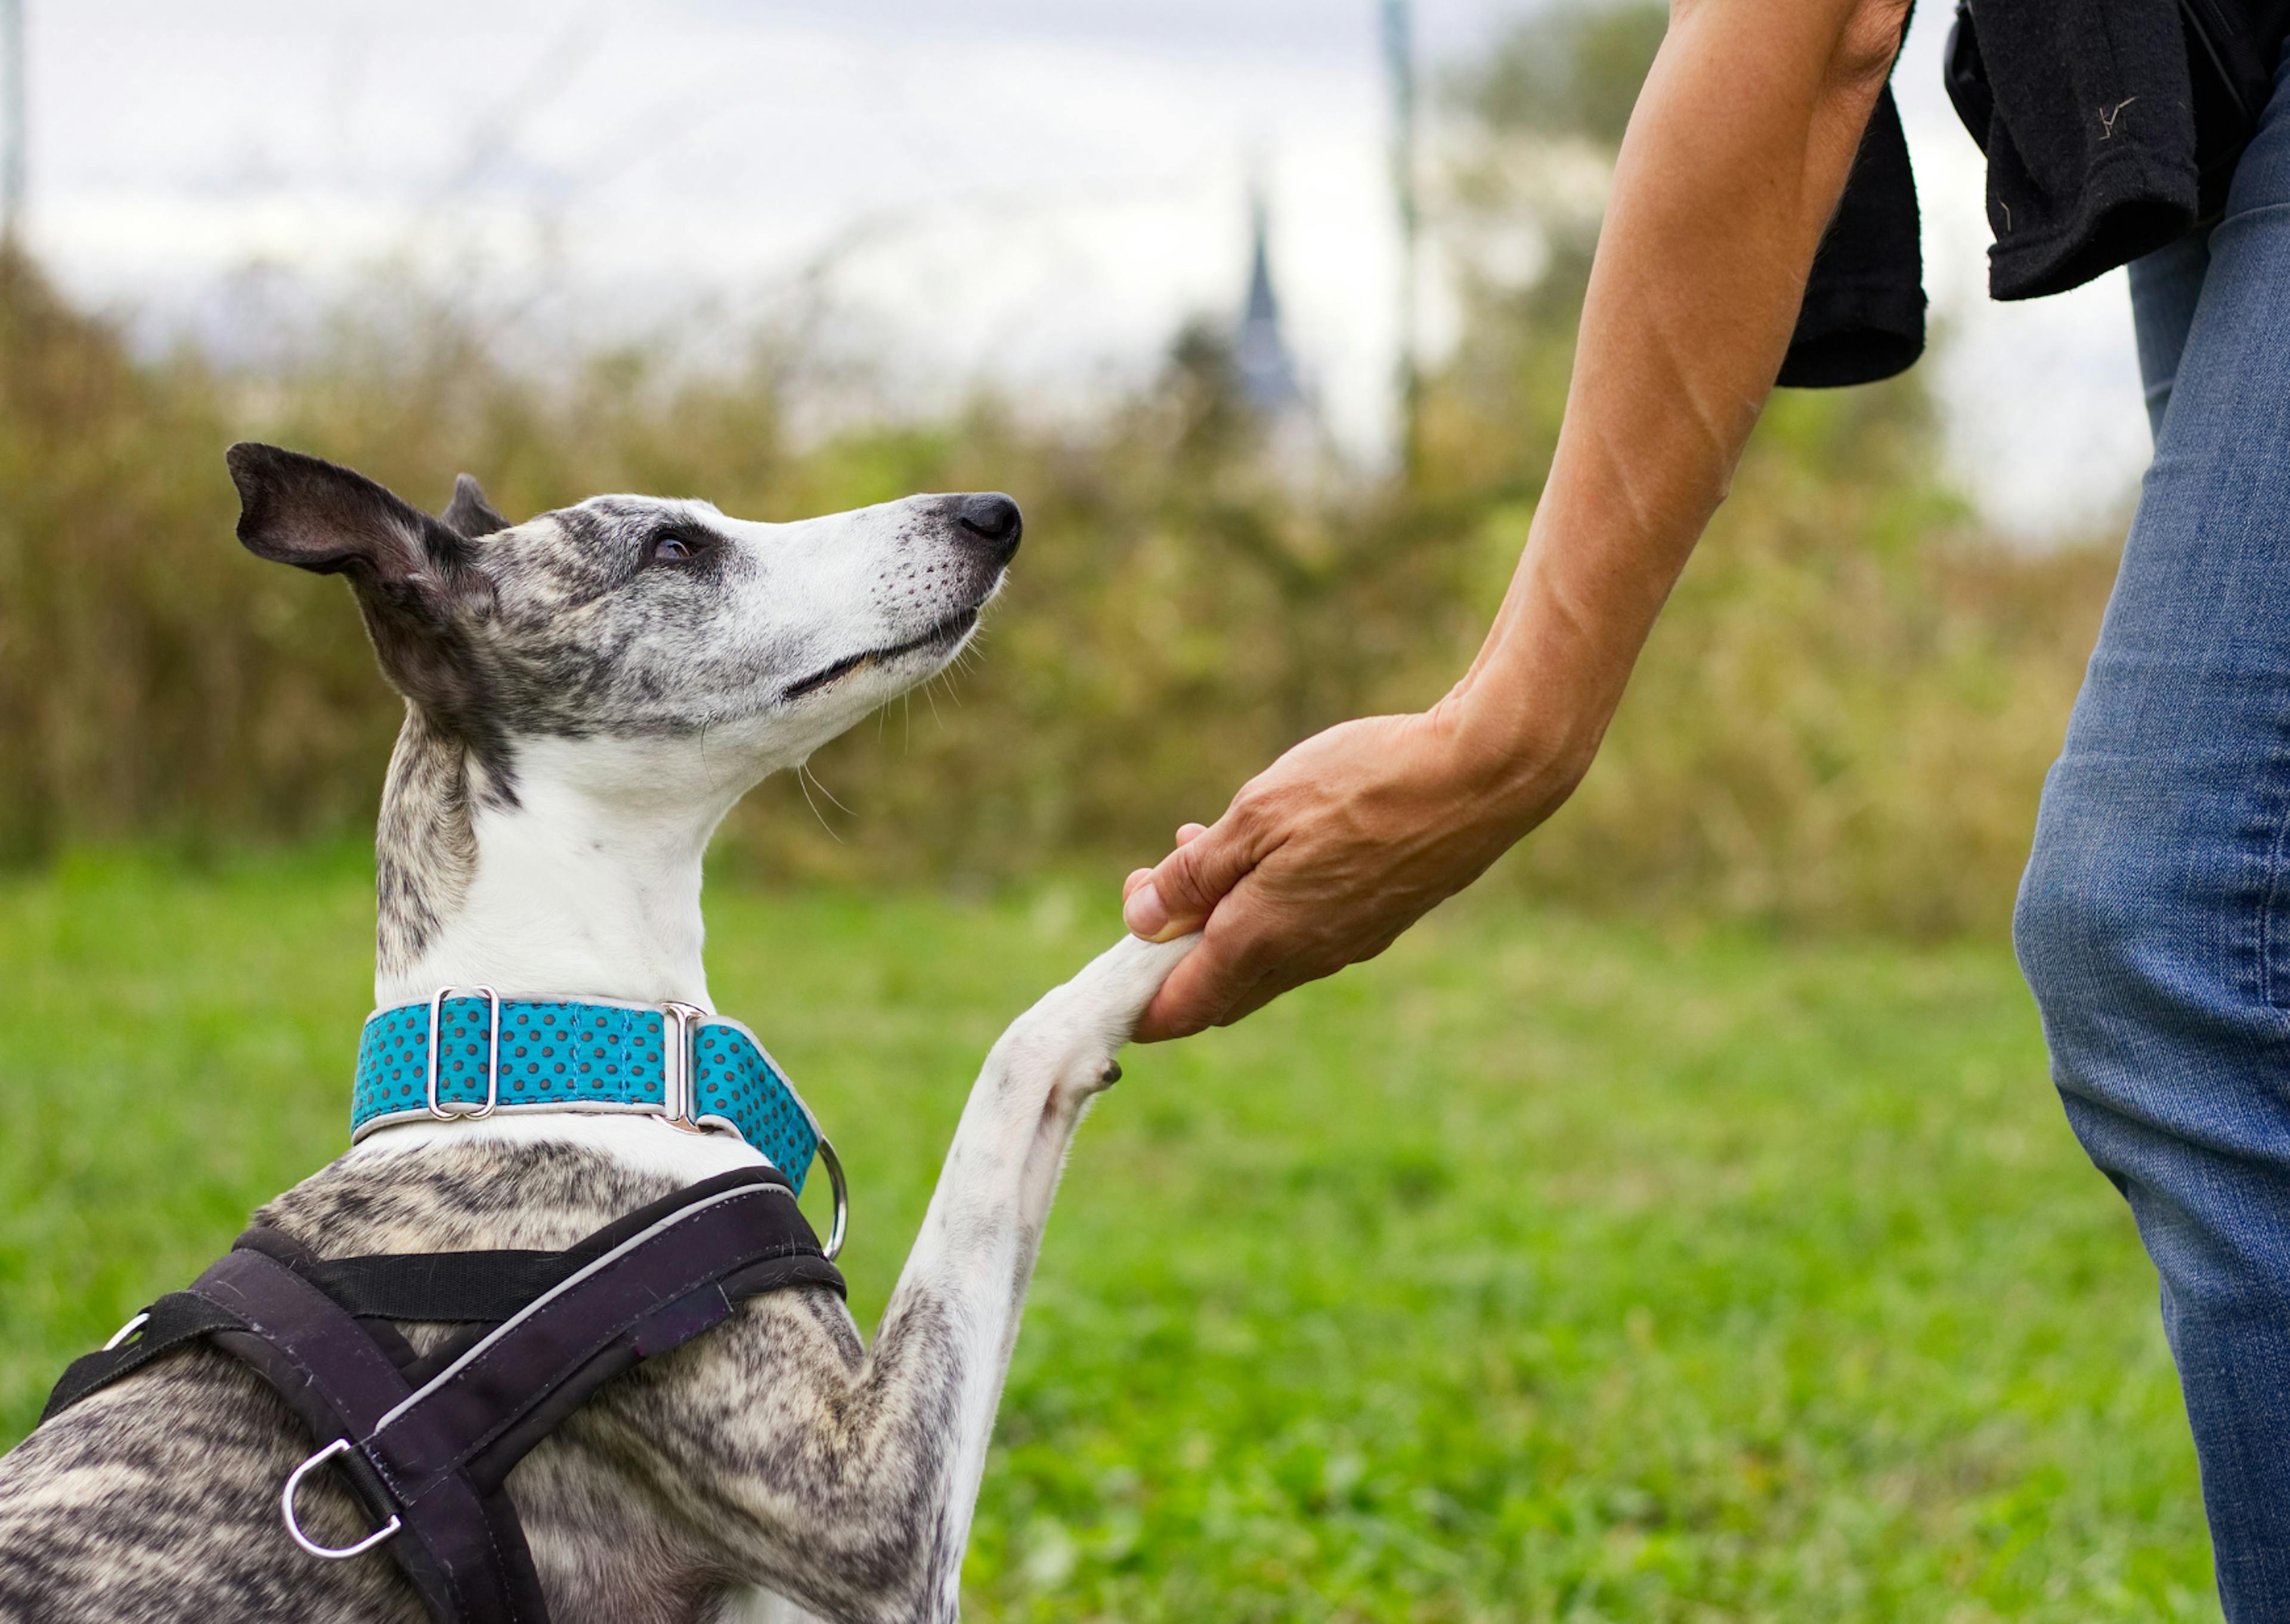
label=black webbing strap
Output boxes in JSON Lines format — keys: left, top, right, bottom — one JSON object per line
{"left": 299, "top": 1250, "right": 579, "bottom": 1324}
{"left": 196, "top": 1244, "right": 546, "bottom": 1624}
{"left": 41, "top": 1290, "right": 245, "bottom": 1423}
{"left": 38, "top": 1166, "right": 842, "bottom": 1624}
{"left": 360, "top": 1173, "right": 841, "bottom": 1502}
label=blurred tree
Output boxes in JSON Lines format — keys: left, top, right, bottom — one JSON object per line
{"left": 1425, "top": 1, "right": 1941, "bottom": 506}
{"left": 1423, "top": 3, "right": 1662, "bottom": 498}
{"left": 0, "top": 4, "right": 2119, "bottom": 940}
{"left": 1466, "top": 1, "right": 1671, "bottom": 145}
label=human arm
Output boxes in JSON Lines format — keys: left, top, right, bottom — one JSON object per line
{"left": 1122, "top": 0, "right": 1913, "bottom": 1039}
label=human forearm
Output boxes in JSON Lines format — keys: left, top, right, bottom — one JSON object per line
{"left": 1121, "top": 0, "right": 1908, "bottom": 1037}
{"left": 1450, "top": 0, "right": 1911, "bottom": 808}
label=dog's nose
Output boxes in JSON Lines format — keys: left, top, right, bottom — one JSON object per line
{"left": 955, "top": 492, "right": 1022, "bottom": 561}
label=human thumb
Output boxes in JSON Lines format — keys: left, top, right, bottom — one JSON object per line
{"left": 1124, "top": 816, "right": 1255, "bottom": 942}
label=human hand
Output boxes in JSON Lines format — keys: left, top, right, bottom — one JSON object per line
{"left": 1119, "top": 704, "right": 1573, "bottom": 1040}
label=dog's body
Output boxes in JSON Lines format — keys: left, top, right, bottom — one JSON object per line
{"left": 0, "top": 448, "right": 1192, "bottom": 1623}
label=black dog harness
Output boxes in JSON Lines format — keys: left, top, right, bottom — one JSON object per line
{"left": 41, "top": 1167, "right": 841, "bottom": 1624}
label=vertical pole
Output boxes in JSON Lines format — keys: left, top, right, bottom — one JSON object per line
{"left": 0, "top": 0, "right": 24, "bottom": 250}
{"left": 1381, "top": 0, "right": 1420, "bottom": 485}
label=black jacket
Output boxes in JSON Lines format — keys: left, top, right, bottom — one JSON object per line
{"left": 1778, "top": 0, "right": 2290, "bottom": 388}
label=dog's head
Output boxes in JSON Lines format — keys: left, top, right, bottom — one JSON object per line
{"left": 227, "top": 443, "right": 1020, "bottom": 801}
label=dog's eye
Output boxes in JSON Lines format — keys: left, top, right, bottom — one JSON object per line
{"left": 649, "top": 531, "right": 703, "bottom": 564}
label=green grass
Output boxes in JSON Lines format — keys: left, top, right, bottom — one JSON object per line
{"left": 0, "top": 856, "right": 2213, "bottom": 1621}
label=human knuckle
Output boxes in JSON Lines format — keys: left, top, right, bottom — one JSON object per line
{"left": 1232, "top": 777, "right": 1285, "bottom": 823}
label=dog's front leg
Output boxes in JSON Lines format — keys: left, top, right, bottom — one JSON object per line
{"left": 892, "top": 931, "right": 1199, "bottom": 1567}
{"left": 697, "top": 933, "right": 1196, "bottom": 1624}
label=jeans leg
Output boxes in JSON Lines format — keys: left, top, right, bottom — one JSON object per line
{"left": 2016, "top": 61, "right": 2290, "bottom": 1623}
{"left": 2127, "top": 226, "right": 2212, "bottom": 444}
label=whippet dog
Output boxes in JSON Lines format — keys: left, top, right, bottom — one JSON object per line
{"left": 0, "top": 444, "right": 1195, "bottom": 1623}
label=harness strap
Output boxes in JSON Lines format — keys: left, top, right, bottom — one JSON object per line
{"left": 39, "top": 1166, "right": 842, "bottom": 1624}
{"left": 364, "top": 1176, "right": 838, "bottom": 1501}
{"left": 194, "top": 1245, "right": 546, "bottom": 1624}
{"left": 298, "top": 1250, "right": 578, "bottom": 1324}
{"left": 41, "top": 1291, "right": 243, "bottom": 1422}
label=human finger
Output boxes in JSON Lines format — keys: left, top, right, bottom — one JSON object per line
{"left": 1130, "top": 884, "right": 1293, "bottom": 1039}
{"left": 1123, "top": 813, "right": 1260, "bottom": 942}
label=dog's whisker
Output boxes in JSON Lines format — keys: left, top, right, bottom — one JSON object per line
{"left": 804, "top": 761, "right": 855, "bottom": 818}
{"left": 794, "top": 760, "right": 844, "bottom": 842}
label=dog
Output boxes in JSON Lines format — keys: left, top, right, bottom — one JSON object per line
{"left": 0, "top": 444, "right": 1196, "bottom": 1624}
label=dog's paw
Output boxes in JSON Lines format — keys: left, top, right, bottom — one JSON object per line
{"left": 1060, "top": 931, "right": 1201, "bottom": 1043}
{"left": 995, "top": 932, "right": 1199, "bottom": 1109}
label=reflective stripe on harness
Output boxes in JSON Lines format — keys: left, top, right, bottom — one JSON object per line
{"left": 38, "top": 1166, "right": 843, "bottom": 1624}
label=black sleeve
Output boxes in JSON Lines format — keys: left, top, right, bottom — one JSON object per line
{"left": 1778, "top": 83, "right": 1928, "bottom": 388}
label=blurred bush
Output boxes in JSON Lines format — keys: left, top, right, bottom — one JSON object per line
{"left": 0, "top": 5, "right": 2119, "bottom": 938}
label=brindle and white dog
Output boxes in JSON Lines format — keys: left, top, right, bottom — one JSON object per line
{"left": 0, "top": 444, "right": 1196, "bottom": 1624}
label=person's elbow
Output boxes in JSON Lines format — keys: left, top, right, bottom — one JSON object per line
{"left": 1667, "top": 0, "right": 1913, "bottom": 95}
{"left": 1831, "top": 0, "right": 1914, "bottom": 88}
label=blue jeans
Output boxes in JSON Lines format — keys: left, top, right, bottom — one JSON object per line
{"left": 2016, "top": 57, "right": 2290, "bottom": 1623}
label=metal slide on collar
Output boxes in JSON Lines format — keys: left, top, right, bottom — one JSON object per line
{"left": 659, "top": 1000, "right": 710, "bottom": 1135}
{"left": 426, "top": 985, "right": 502, "bottom": 1122}
{"left": 663, "top": 999, "right": 846, "bottom": 1262}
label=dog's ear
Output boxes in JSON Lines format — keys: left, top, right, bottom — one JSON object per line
{"left": 441, "top": 473, "right": 512, "bottom": 540}
{"left": 228, "top": 443, "right": 481, "bottom": 587}
{"left": 228, "top": 443, "right": 500, "bottom": 721}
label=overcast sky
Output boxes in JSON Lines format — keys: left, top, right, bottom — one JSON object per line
{"left": 18, "top": 0, "right": 2148, "bottom": 538}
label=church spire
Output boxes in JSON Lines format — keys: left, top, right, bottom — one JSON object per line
{"left": 1234, "top": 186, "right": 1304, "bottom": 415}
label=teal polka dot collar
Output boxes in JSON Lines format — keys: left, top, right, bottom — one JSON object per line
{"left": 352, "top": 988, "right": 841, "bottom": 1223}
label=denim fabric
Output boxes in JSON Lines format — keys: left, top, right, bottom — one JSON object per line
{"left": 2124, "top": 224, "right": 2211, "bottom": 439}
{"left": 2016, "top": 54, "right": 2290, "bottom": 1621}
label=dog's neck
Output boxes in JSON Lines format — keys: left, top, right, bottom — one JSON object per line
{"left": 373, "top": 712, "right": 745, "bottom": 1013}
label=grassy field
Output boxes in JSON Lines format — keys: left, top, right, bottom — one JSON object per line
{"left": 0, "top": 855, "right": 2214, "bottom": 1621}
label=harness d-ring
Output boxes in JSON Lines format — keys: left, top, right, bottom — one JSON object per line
{"left": 281, "top": 1437, "right": 403, "bottom": 1560}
